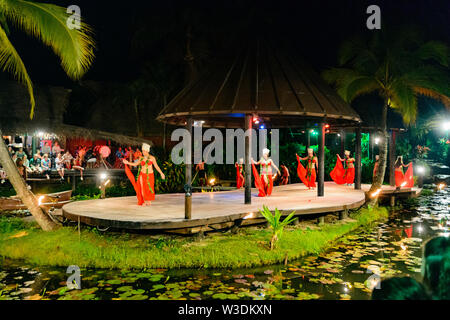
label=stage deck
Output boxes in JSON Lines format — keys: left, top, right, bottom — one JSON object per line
{"left": 63, "top": 182, "right": 367, "bottom": 231}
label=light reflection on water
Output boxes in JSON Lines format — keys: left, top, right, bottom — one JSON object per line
{"left": 0, "top": 187, "right": 449, "bottom": 300}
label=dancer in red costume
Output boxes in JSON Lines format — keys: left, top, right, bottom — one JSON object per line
{"left": 394, "top": 156, "right": 414, "bottom": 188}
{"left": 296, "top": 147, "right": 318, "bottom": 189}
{"left": 252, "top": 148, "right": 280, "bottom": 197}
{"left": 280, "top": 164, "right": 289, "bottom": 185}
{"left": 123, "top": 143, "right": 165, "bottom": 206}
{"left": 330, "top": 150, "right": 355, "bottom": 186}
{"left": 235, "top": 158, "right": 245, "bottom": 189}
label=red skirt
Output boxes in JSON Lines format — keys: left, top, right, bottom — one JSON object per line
{"left": 395, "top": 170, "right": 404, "bottom": 187}
{"left": 235, "top": 164, "right": 244, "bottom": 189}
{"left": 261, "top": 174, "right": 274, "bottom": 196}
{"left": 344, "top": 167, "right": 355, "bottom": 184}
{"left": 125, "top": 165, "right": 155, "bottom": 205}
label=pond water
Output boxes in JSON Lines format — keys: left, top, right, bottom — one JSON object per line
{"left": 1, "top": 186, "right": 449, "bottom": 300}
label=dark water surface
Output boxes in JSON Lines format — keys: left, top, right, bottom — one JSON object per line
{"left": 1, "top": 187, "right": 449, "bottom": 300}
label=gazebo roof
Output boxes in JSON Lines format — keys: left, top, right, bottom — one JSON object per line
{"left": 157, "top": 38, "right": 361, "bottom": 128}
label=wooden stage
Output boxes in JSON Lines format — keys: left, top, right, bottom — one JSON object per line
{"left": 61, "top": 182, "right": 421, "bottom": 233}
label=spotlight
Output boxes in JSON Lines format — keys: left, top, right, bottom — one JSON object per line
{"left": 243, "top": 212, "right": 254, "bottom": 220}
{"left": 417, "top": 166, "right": 425, "bottom": 174}
{"left": 374, "top": 137, "right": 380, "bottom": 145}
{"left": 371, "top": 188, "right": 382, "bottom": 198}
{"left": 443, "top": 121, "right": 450, "bottom": 131}
{"left": 99, "top": 173, "right": 107, "bottom": 180}
{"left": 259, "top": 124, "right": 265, "bottom": 129}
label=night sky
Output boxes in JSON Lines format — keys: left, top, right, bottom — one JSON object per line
{"left": 4, "top": 0, "right": 449, "bottom": 88}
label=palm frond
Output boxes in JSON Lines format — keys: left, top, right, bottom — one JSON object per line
{"left": 414, "top": 87, "right": 450, "bottom": 109}
{"left": 2, "top": 0, "right": 95, "bottom": 79}
{"left": 388, "top": 80, "right": 418, "bottom": 125}
{"left": 346, "top": 76, "right": 380, "bottom": 102}
{"left": 416, "top": 41, "right": 449, "bottom": 67}
{"left": 0, "top": 24, "right": 35, "bottom": 118}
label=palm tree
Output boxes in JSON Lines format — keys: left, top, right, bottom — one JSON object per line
{"left": 0, "top": 0, "right": 95, "bottom": 230}
{"left": 322, "top": 26, "right": 449, "bottom": 204}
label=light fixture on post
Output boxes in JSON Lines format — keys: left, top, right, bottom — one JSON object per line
{"left": 416, "top": 165, "right": 425, "bottom": 188}
{"left": 99, "top": 172, "right": 108, "bottom": 199}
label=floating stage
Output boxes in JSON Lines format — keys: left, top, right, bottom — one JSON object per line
{"left": 62, "top": 182, "right": 421, "bottom": 233}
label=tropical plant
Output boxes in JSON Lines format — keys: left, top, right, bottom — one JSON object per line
{"left": 0, "top": 0, "right": 95, "bottom": 230}
{"left": 322, "top": 26, "right": 449, "bottom": 203}
{"left": 259, "top": 205, "right": 296, "bottom": 250}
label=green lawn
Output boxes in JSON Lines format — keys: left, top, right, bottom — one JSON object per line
{"left": 0, "top": 206, "right": 388, "bottom": 269}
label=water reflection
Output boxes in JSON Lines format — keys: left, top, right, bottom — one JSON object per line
{"left": 1, "top": 187, "right": 449, "bottom": 300}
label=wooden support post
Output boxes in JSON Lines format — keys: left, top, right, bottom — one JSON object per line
{"left": 185, "top": 117, "right": 193, "bottom": 219}
{"left": 389, "top": 130, "right": 396, "bottom": 186}
{"left": 318, "top": 122, "right": 325, "bottom": 197}
{"left": 318, "top": 216, "right": 325, "bottom": 224}
{"left": 355, "top": 126, "right": 362, "bottom": 190}
{"left": 339, "top": 206, "right": 348, "bottom": 220}
{"left": 390, "top": 196, "right": 395, "bottom": 207}
{"left": 244, "top": 114, "right": 252, "bottom": 204}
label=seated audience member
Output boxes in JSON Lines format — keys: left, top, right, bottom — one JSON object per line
{"left": 22, "top": 154, "right": 33, "bottom": 174}
{"left": 62, "top": 151, "right": 73, "bottom": 169}
{"left": 55, "top": 152, "right": 65, "bottom": 181}
{"left": 371, "top": 277, "right": 429, "bottom": 300}
{"left": 422, "top": 236, "right": 450, "bottom": 300}
{"left": 15, "top": 158, "right": 28, "bottom": 181}
{"left": 7, "top": 145, "right": 15, "bottom": 156}
{"left": 52, "top": 141, "right": 62, "bottom": 156}
{"left": 0, "top": 165, "right": 6, "bottom": 183}
{"left": 11, "top": 153, "right": 17, "bottom": 164}
{"left": 41, "top": 153, "right": 52, "bottom": 180}
{"left": 29, "top": 154, "right": 42, "bottom": 173}
{"left": 15, "top": 147, "right": 26, "bottom": 160}
{"left": 34, "top": 148, "right": 43, "bottom": 159}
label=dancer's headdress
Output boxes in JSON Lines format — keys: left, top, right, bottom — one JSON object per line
{"left": 344, "top": 150, "right": 350, "bottom": 156}
{"left": 142, "top": 143, "right": 150, "bottom": 152}
{"left": 262, "top": 148, "right": 270, "bottom": 156}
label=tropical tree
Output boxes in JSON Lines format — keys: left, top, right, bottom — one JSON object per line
{"left": 0, "top": 0, "right": 95, "bottom": 230}
{"left": 322, "top": 26, "right": 449, "bottom": 204}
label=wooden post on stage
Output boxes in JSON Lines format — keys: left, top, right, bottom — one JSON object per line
{"left": 185, "top": 117, "right": 193, "bottom": 219}
{"left": 244, "top": 114, "right": 252, "bottom": 204}
{"left": 318, "top": 122, "right": 325, "bottom": 197}
{"left": 355, "top": 126, "right": 362, "bottom": 190}
{"left": 389, "top": 130, "right": 396, "bottom": 187}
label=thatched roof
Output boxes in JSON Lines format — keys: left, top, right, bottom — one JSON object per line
{"left": 0, "top": 81, "right": 153, "bottom": 146}
{"left": 157, "top": 38, "right": 361, "bottom": 128}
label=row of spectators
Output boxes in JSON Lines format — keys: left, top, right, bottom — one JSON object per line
{"left": 1, "top": 142, "right": 143, "bottom": 183}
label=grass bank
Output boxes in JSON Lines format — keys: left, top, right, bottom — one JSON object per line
{"left": 0, "top": 207, "right": 388, "bottom": 269}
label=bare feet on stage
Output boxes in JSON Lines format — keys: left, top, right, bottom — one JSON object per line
{"left": 143, "top": 202, "right": 152, "bottom": 206}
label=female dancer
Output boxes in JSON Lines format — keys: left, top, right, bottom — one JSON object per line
{"left": 394, "top": 156, "right": 414, "bottom": 188}
{"left": 296, "top": 147, "right": 318, "bottom": 189}
{"left": 123, "top": 143, "right": 165, "bottom": 206}
{"left": 330, "top": 150, "right": 355, "bottom": 186}
{"left": 235, "top": 158, "right": 245, "bottom": 189}
{"left": 252, "top": 148, "right": 280, "bottom": 197}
